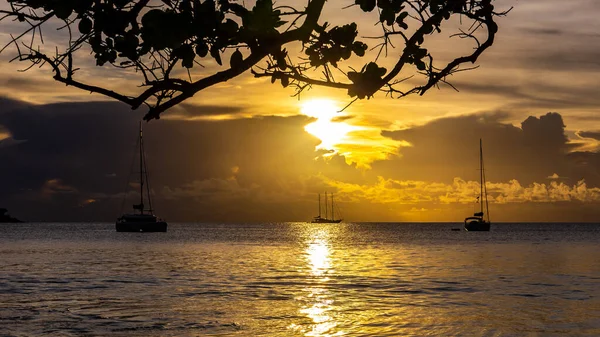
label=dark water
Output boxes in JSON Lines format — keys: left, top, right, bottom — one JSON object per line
{"left": 0, "top": 222, "right": 599, "bottom": 336}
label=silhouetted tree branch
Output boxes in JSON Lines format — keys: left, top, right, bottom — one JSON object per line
{"left": 0, "top": 0, "right": 509, "bottom": 120}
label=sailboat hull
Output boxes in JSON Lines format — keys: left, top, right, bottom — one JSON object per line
{"left": 116, "top": 221, "right": 167, "bottom": 232}
{"left": 464, "top": 220, "right": 490, "bottom": 232}
{"left": 311, "top": 218, "right": 342, "bottom": 224}
{"left": 463, "top": 139, "right": 491, "bottom": 232}
{"left": 116, "top": 122, "right": 167, "bottom": 233}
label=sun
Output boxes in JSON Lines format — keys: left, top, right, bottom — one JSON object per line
{"left": 301, "top": 99, "right": 363, "bottom": 154}
{"left": 299, "top": 98, "right": 406, "bottom": 168}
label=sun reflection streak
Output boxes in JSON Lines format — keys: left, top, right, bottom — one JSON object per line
{"left": 306, "top": 237, "right": 331, "bottom": 278}
{"left": 288, "top": 229, "right": 344, "bottom": 337}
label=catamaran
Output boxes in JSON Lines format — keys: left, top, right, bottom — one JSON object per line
{"left": 311, "top": 192, "right": 342, "bottom": 223}
{"left": 116, "top": 122, "right": 167, "bottom": 232}
{"left": 464, "top": 139, "right": 491, "bottom": 231}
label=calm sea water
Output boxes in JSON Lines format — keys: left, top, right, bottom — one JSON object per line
{"left": 0, "top": 222, "right": 599, "bottom": 336}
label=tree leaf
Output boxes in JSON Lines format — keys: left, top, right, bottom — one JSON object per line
{"left": 230, "top": 49, "right": 243, "bottom": 69}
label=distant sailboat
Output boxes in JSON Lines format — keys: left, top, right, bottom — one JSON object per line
{"left": 116, "top": 122, "right": 167, "bottom": 232}
{"left": 464, "top": 139, "right": 491, "bottom": 231}
{"left": 311, "top": 192, "right": 342, "bottom": 223}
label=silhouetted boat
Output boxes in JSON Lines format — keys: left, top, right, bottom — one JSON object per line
{"left": 311, "top": 192, "right": 342, "bottom": 223}
{"left": 464, "top": 139, "right": 491, "bottom": 231}
{"left": 116, "top": 122, "right": 167, "bottom": 232}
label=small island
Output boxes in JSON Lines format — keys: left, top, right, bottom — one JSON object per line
{"left": 0, "top": 208, "right": 23, "bottom": 223}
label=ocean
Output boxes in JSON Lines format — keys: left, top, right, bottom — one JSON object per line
{"left": 0, "top": 222, "right": 599, "bottom": 336}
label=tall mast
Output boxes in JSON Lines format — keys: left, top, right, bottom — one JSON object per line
{"left": 479, "top": 138, "right": 483, "bottom": 215}
{"left": 482, "top": 140, "right": 490, "bottom": 222}
{"left": 325, "top": 192, "right": 328, "bottom": 220}
{"left": 318, "top": 193, "right": 321, "bottom": 217}
{"left": 142, "top": 132, "right": 153, "bottom": 213}
{"left": 139, "top": 121, "right": 144, "bottom": 215}
{"left": 331, "top": 193, "right": 334, "bottom": 220}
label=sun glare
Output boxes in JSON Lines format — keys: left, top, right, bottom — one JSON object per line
{"left": 299, "top": 98, "right": 406, "bottom": 168}
{"left": 301, "top": 99, "right": 363, "bottom": 155}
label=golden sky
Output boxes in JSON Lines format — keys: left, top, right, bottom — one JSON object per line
{"left": 2, "top": 0, "right": 600, "bottom": 221}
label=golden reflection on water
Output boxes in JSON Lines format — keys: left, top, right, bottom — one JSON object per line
{"left": 289, "top": 229, "right": 343, "bottom": 337}
{"left": 306, "top": 236, "right": 331, "bottom": 278}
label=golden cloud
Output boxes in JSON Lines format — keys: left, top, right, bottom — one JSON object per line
{"left": 322, "top": 176, "right": 600, "bottom": 205}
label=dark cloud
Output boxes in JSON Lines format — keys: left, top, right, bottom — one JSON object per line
{"left": 378, "top": 112, "right": 594, "bottom": 185}
{"left": 565, "top": 151, "right": 600, "bottom": 188}
{"left": 3, "top": 96, "right": 600, "bottom": 222}
{"left": 0, "top": 137, "right": 27, "bottom": 148}
{"left": 2, "top": 77, "right": 56, "bottom": 93}
{"left": 521, "top": 112, "right": 569, "bottom": 154}
{"left": 331, "top": 115, "right": 356, "bottom": 123}
{"left": 578, "top": 131, "right": 600, "bottom": 141}
{"left": 173, "top": 103, "right": 246, "bottom": 118}
{"left": 521, "top": 48, "right": 600, "bottom": 73}
{"left": 522, "top": 28, "right": 564, "bottom": 36}
{"left": 452, "top": 79, "right": 600, "bottom": 112}
{"left": 0, "top": 100, "right": 145, "bottom": 208}
{"left": 0, "top": 96, "right": 30, "bottom": 111}
{"left": 0, "top": 98, "right": 356, "bottom": 221}
{"left": 569, "top": 115, "right": 600, "bottom": 122}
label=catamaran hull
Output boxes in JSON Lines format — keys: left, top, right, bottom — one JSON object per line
{"left": 116, "top": 221, "right": 168, "bottom": 232}
{"left": 464, "top": 221, "right": 490, "bottom": 232}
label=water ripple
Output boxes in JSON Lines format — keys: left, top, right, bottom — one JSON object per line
{"left": 0, "top": 222, "right": 599, "bottom": 336}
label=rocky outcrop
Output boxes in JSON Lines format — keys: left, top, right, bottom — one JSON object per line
{"left": 0, "top": 208, "right": 22, "bottom": 223}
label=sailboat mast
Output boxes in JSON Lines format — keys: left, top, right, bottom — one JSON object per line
{"left": 142, "top": 136, "right": 153, "bottom": 213}
{"left": 482, "top": 140, "right": 490, "bottom": 222}
{"left": 318, "top": 193, "right": 321, "bottom": 217}
{"left": 479, "top": 138, "right": 483, "bottom": 215}
{"left": 325, "top": 192, "right": 328, "bottom": 220}
{"left": 139, "top": 122, "right": 144, "bottom": 215}
{"left": 331, "top": 193, "right": 334, "bottom": 220}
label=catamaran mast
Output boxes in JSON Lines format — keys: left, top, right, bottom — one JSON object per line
{"left": 479, "top": 139, "right": 483, "bottom": 215}
{"left": 142, "top": 132, "right": 153, "bottom": 213}
{"left": 139, "top": 122, "right": 144, "bottom": 215}
{"left": 482, "top": 140, "right": 490, "bottom": 222}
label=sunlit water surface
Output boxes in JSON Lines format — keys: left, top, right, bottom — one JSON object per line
{"left": 1, "top": 223, "right": 599, "bottom": 336}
